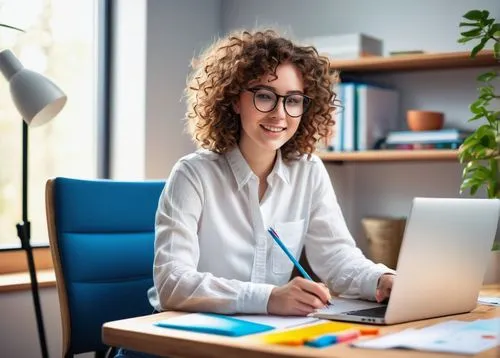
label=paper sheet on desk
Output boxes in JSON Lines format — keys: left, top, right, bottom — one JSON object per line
{"left": 353, "top": 318, "right": 500, "bottom": 355}
{"left": 232, "top": 314, "right": 320, "bottom": 329}
{"left": 478, "top": 296, "right": 500, "bottom": 306}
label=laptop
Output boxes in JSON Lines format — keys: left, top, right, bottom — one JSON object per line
{"left": 310, "top": 197, "right": 500, "bottom": 325}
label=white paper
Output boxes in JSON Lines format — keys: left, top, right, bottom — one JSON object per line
{"left": 232, "top": 314, "right": 321, "bottom": 329}
{"left": 478, "top": 296, "right": 500, "bottom": 306}
{"left": 353, "top": 318, "right": 500, "bottom": 355}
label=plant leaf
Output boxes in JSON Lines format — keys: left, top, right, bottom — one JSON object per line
{"left": 470, "top": 99, "right": 487, "bottom": 114}
{"left": 458, "top": 37, "right": 480, "bottom": 44}
{"left": 485, "top": 19, "right": 495, "bottom": 27}
{"left": 477, "top": 71, "right": 498, "bottom": 82}
{"left": 461, "top": 28, "right": 482, "bottom": 37}
{"left": 494, "top": 42, "right": 500, "bottom": 58}
{"left": 468, "top": 112, "right": 485, "bottom": 122}
{"left": 490, "top": 23, "right": 500, "bottom": 32}
{"left": 459, "top": 22, "right": 479, "bottom": 27}
{"left": 463, "top": 10, "right": 485, "bottom": 21}
{"left": 471, "top": 39, "right": 487, "bottom": 57}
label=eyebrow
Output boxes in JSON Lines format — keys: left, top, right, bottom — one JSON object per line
{"left": 252, "top": 84, "right": 305, "bottom": 95}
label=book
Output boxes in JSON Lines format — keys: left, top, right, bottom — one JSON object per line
{"left": 385, "top": 129, "right": 471, "bottom": 145}
{"left": 154, "top": 312, "right": 274, "bottom": 337}
{"left": 383, "top": 141, "right": 462, "bottom": 150}
{"left": 356, "top": 84, "right": 399, "bottom": 151}
{"left": 340, "top": 83, "right": 356, "bottom": 152}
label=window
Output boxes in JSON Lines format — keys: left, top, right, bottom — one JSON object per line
{"left": 0, "top": 0, "right": 100, "bottom": 248}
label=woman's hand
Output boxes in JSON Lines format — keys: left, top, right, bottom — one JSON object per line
{"left": 375, "top": 273, "right": 395, "bottom": 303}
{"left": 267, "top": 277, "right": 332, "bottom": 316}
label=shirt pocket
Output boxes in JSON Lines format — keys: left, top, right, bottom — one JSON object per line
{"left": 271, "top": 219, "right": 305, "bottom": 275}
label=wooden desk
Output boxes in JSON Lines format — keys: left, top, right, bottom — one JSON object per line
{"left": 103, "top": 285, "right": 500, "bottom": 358}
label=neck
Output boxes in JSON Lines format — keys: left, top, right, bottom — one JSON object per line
{"left": 238, "top": 144, "right": 277, "bottom": 180}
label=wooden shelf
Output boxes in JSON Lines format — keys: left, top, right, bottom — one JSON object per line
{"left": 317, "top": 150, "right": 459, "bottom": 162}
{"left": 329, "top": 50, "right": 497, "bottom": 73}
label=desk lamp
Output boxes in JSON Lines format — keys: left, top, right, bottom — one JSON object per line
{"left": 0, "top": 48, "right": 67, "bottom": 358}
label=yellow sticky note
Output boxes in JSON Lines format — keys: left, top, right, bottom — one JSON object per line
{"left": 260, "top": 321, "right": 357, "bottom": 344}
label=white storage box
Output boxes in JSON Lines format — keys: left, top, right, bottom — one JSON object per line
{"left": 302, "top": 33, "right": 383, "bottom": 59}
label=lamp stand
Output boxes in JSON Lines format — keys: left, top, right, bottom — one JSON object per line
{"left": 16, "top": 120, "right": 49, "bottom": 358}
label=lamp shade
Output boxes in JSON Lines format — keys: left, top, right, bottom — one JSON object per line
{"left": 0, "top": 49, "right": 67, "bottom": 127}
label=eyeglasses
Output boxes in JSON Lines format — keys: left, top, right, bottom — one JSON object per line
{"left": 245, "top": 87, "right": 312, "bottom": 118}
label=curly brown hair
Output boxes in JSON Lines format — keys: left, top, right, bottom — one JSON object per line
{"left": 185, "top": 28, "right": 338, "bottom": 160}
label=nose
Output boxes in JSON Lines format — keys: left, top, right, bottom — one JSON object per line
{"left": 271, "top": 98, "right": 287, "bottom": 119}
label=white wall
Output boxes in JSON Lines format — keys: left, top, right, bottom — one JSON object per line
{"left": 111, "top": 0, "right": 222, "bottom": 179}
{"left": 221, "top": 0, "right": 499, "bottom": 54}
{"left": 144, "top": 0, "right": 222, "bottom": 179}
{"left": 0, "top": 287, "right": 92, "bottom": 358}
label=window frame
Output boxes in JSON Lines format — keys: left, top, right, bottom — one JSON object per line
{"left": 0, "top": 0, "right": 112, "bottom": 274}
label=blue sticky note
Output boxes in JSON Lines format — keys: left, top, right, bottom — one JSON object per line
{"left": 154, "top": 313, "right": 274, "bottom": 337}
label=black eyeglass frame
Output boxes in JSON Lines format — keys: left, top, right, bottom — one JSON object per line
{"left": 245, "top": 87, "right": 312, "bottom": 118}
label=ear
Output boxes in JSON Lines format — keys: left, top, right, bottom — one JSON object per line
{"left": 232, "top": 98, "right": 240, "bottom": 114}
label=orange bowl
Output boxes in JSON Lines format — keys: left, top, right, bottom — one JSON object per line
{"left": 407, "top": 110, "right": 444, "bottom": 131}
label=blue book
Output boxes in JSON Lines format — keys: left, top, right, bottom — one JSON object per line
{"left": 386, "top": 129, "right": 472, "bottom": 144}
{"left": 154, "top": 312, "right": 274, "bottom": 337}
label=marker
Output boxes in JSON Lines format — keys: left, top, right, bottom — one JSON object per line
{"left": 337, "top": 330, "right": 361, "bottom": 343}
{"left": 305, "top": 334, "right": 338, "bottom": 348}
{"left": 360, "top": 327, "right": 380, "bottom": 336}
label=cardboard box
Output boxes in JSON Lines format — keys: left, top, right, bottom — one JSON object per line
{"left": 303, "top": 33, "right": 383, "bottom": 59}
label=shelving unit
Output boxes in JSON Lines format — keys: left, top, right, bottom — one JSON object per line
{"left": 329, "top": 50, "right": 496, "bottom": 73}
{"left": 321, "top": 51, "right": 496, "bottom": 163}
{"left": 317, "top": 149, "right": 458, "bottom": 163}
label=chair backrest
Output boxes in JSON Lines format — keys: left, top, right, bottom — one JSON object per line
{"left": 45, "top": 177, "right": 165, "bottom": 356}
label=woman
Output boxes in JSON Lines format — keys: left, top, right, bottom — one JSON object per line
{"left": 148, "top": 28, "right": 395, "bottom": 317}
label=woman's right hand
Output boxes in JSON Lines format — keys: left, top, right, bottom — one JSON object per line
{"left": 267, "top": 277, "right": 332, "bottom": 316}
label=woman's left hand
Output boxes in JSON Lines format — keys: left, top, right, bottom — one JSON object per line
{"left": 375, "top": 273, "right": 394, "bottom": 303}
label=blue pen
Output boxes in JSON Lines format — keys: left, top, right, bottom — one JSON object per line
{"left": 267, "top": 227, "right": 334, "bottom": 305}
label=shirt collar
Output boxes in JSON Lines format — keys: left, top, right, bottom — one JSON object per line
{"left": 225, "top": 147, "right": 290, "bottom": 190}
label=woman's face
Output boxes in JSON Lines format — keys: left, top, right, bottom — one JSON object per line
{"left": 234, "top": 62, "right": 306, "bottom": 160}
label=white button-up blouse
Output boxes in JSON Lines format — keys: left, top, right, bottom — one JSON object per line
{"left": 148, "top": 147, "right": 393, "bottom": 314}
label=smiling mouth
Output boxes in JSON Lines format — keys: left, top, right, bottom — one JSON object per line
{"left": 260, "top": 124, "right": 286, "bottom": 132}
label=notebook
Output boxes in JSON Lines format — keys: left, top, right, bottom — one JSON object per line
{"left": 310, "top": 197, "right": 500, "bottom": 325}
{"left": 154, "top": 312, "right": 274, "bottom": 337}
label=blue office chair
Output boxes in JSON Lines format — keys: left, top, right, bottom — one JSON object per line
{"left": 45, "top": 177, "right": 165, "bottom": 357}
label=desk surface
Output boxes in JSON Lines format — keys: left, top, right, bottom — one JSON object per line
{"left": 103, "top": 285, "right": 500, "bottom": 358}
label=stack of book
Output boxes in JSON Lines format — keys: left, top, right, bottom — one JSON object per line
{"left": 325, "top": 82, "right": 400, "bottom": 152}
{"left": 383, "top": 128, "right": 472, "bottom": 150}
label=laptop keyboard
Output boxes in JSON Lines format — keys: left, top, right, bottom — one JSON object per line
{"left": 344, "top": 306, "right": 387, "bottom": 318}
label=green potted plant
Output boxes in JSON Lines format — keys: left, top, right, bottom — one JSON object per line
{"left": 457, "top": 9, "right": 500, "bottom": 283}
